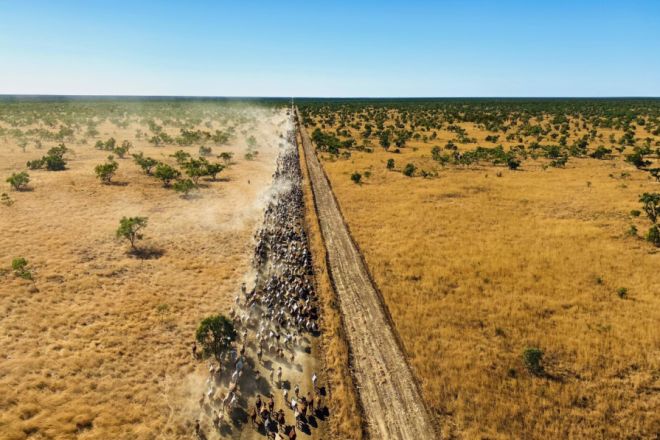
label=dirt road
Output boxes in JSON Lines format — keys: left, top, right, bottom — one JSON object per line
{"left": 296, "top": 112, "right": 437, "bottom": 440}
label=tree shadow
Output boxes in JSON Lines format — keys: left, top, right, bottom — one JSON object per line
{"left": 129, "top": 246, "right": 165, "bottom": 260}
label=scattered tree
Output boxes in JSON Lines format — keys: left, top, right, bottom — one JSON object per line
{"left": 12, "top": 257, "right": 32, "bottom": 280}
{"left": 153, "top": 163, "right": 181, "bottom": 187}
{"left": 523, "top": 347, "right": 544, "bottom": 376}
{"left": 6, "top": 171, "right": 30, "bottom": 191}
{"left": 116, "top": 216, "right": 148, "bottom": 250}
{"left": 195, "top": 315, "right": 236, "bottom": 359}
{"left": 351, "top": 172, "right": 362, "bottom": 184}
{"left": 173, "top": 178, "right": 195, "bottom": 198}
{"left": 403, "top": 163, "right": 416, "bottom": 177}
{"left": 94, "top": 156, "right": 119, "bottom": 184}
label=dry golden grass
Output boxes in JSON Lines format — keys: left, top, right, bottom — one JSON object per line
{"left": 297, "top": 129, "right": 365, "bottom": 440}
{"left": 312, "top": 117, "right": 660, "bottom": 439}
{"left": 0, "top": 110, "right": 285, "bottom": 439}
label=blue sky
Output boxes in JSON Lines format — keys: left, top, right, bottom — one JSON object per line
{"left": 1, "top": 0, "right": 659, "bottom": 97}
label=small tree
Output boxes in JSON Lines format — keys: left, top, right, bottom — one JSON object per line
{"left": 523, "top": 347, "right": 544, "bottom": 376}
{"left": 6, "top": 171, "right": 30, "bottom": 191}
{"left": 386, "top": 158, "right": 395, "bottom": 170}
{"left": 114, "top": 140, "right": 132, "bottom": 158}
{"left": 173, "top": 178, "right": 195, "bottom": 198}
{"left": 195, "top": 315, "right": 236, "bottom": 359}
{"left": 206, "top": 163, "right": 224, "bottom": 181}
{"left": 95, "top": 156, "right": 119, "bottom": 184}
{"left": 44, "top": 144, "right": 68, "bottom": 171}
{"left": 639, "top": 193, "right": 659, "bottom": 224}
{"left": 351, "top": 172, "right": 362, "bottom": 184}
{"left": 153, "top": 163, "right": 181, "bottom": 187}
{"left": 218, "top": 152, "right": 233, "bottom": 166}
{"left": 625, "top": 151, "right": 650, "bottom": 169}
{"left": 132, "top": 152, "right": 158, "bottom": 175}
{"left": 649, "top": 168, "right": 660, "bottom": 182}
{"left": 12, "top": 257, "right": 32, "bottom": 280}
{"left": 507, "top": 156, "right": 521, "bottom": 170}
{"left": 403, "top": 163, "right": 416, "bottom": 177}
{"left": 116, "top": 216, "right": 148, "bottom": 250}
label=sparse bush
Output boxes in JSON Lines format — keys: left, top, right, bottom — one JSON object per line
{"left": 647, "top": 225, "right": 660, "bottom": 247}
{"left": 617, "top": 287, "right": 628, "bottom": 299}
{"left": 403, "top": 163, "right": 416, "bottom": 177}
{"left": 639, "top": 193, "right": 659, "bottom": 224}
{"left": 649, "top": 168, "right": 660, "bottom": 182}
{"left": 1, "top": 193, "right": 14, "bottom": 206}
{"left": 351, "top": 172, "right": 362, "bottom": 184}
{"left": 630, "top": 209, "right": 641, "bottom": 217}
{"left": 114, "top": 140, "right": 131, "bottom": 158}
{"left": 199, "top": 146, "right": 212, "bottom": 156}
{"left": 132, "top": 152, "right": 158, "bottom": 175}
{"left": 11, "top": 257, "right": 32, "bottom": 280}
{"left": 523, "top": 347, "right": 544, "bottom": 376}
{"left": 26, "top": 159, "right": 44, "bottom": 170}
{"left": 153, "top": 163, "right": 180, "bottom": 187}
{"left": 44, "top": 144, "right": 68, "bottom": 171}
{"left": 6, "top": 171, "right": 30, "bottom": 191}
{"left": 507, "top": 156, "right": 521, "bottom": 170}
{"left": 625, "top": 150, "right": 650, "bottom": 169}
{"left": 205, "top": 163, "right": 224, "bottom": 181}
{"left": 94, "top": 156, "right": 118, "bottom": 184}
{"left": 218, "top": 152, "right": 233, "bottom": 166}
{"left": 195, "top": 315, "right": 236, "bottom": 359}
{"left": 27, "top": 144, "right": 68, "bottom": 171}
{"left": 173, "top": 178, "right": 195, "bottom": 197}
{"left": 116, "top": 216, "right": 148, "bottom": 250}
{"left": 386, "top": 158, "right": 395, "bottom": 170}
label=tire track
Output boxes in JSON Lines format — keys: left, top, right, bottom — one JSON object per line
{"left": 295, "top": 110, "right": 437, "bottom": 440}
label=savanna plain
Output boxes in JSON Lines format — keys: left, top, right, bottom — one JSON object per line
{"left": 0, "top": 99, "right": 295, "bottom": 439}
{"left": 1, "top": 97, "right": 659, "bottom": 440}
{"left": 298, "top": 99, "right": 659, "bottom": 439}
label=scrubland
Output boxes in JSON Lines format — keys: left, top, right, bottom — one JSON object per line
{"left": 300, "top": 99, "right": 660, "bottom": 439}
{"left": 0, "top": 100, "right": 285, "bottom": 439}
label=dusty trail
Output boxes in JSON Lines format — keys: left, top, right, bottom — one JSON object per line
{"left": 296, "top": 111, "right": 437, "bottom": 440}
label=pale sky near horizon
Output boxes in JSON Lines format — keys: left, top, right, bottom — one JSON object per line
{"left": 1, "top": 0, "right": 659, "bottom": 97}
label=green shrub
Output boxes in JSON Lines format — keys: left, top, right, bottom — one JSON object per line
{"left": 205, "top": 163, "right": 224, "bottom": 181}
{"left": 523, "top": 347, "right": 544, "bottom": 376}
{"left": 153, "top": 163, "right": 180, "bottom": 187}
{"left": 386, "top": 158, "right": 395, "bottom": 170}
{"left": 403, "top": 163, "right": 416, "bottom": 177}
{"left": 132, "top": 152, "right": 158, "bottom": 175}
{"left": 647, "top": 225, "right": 660, "bottom": 247}
{"left": 6, "top": 171, "right": 30, "bottom": 191}
{"left": 350, "top": 172, "right": 362, "bottom": 184}
{"left": 94, "top": 157, "right": 119, "bottom": 184}
{"left": 11, "top": 257, "right": 32, "bottom": 280}
{"left": 173, "top": 178, "right": 195, "bottom": 197}
{"left": 195, "top": 315, "right": 236, "bottom": 359}
{"left": 617, "top": 287, "right": 628, "bottom": 299}
{"left": 1, "top": 193, "right": 14, "bottom": 206}
{"left": 116, "top": 216, "right": 148, "bottom": 250}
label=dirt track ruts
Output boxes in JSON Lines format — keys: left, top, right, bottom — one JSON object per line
{"left": 296, "top": 111, "right": 437, "bottom": 440}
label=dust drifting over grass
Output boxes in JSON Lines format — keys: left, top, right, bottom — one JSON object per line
{"left": 0, "top": 103, "right": 292, "bottom": 439}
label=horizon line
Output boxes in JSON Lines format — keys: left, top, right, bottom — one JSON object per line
{"left": 1, "top": 94, "right": 660, "bottom": 100}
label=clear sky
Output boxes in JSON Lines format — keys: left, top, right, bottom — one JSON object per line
{"left": 1, "top": 0, "right": 659, "bottom": 97}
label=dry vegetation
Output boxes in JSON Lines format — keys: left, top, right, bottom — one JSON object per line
{"left": 299, "top": 99, "right": 660, "bottom": 439}
{"left": 0, "top": 100, "right": 288, "bottom": 439}
{"left": 297, "top": 129, "right": 364, "bottom": 440}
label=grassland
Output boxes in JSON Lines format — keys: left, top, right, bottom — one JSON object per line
{"left": 0, "top": 100, "right": 286, "bottom": 439}
{"left": 299, "top": 99, "right": 660, "bottom": 439}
